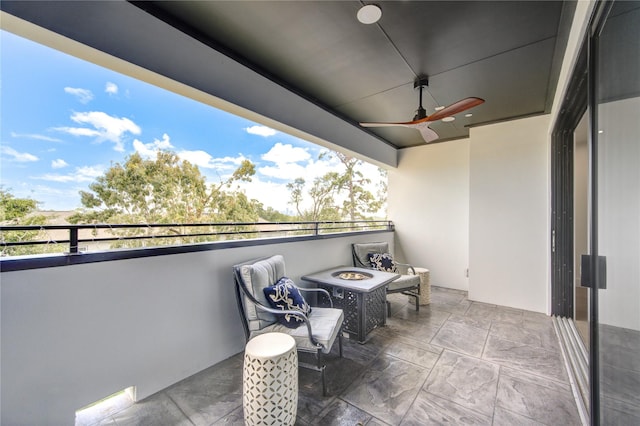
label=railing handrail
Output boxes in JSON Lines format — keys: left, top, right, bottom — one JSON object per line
{"left": 0, "top": 219, "right": 388, "bottom": 231}
{"left": 1, "top": 220, "right": 393, "bottom": 255}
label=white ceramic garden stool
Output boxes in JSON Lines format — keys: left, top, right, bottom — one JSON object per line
{"left": 412, "top": 267, "right": 431, "bottom": 306}
{"left": 243, "top": 332, "right": 298, "bottom": 426}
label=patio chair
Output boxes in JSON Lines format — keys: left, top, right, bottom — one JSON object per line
{"left": 352, "top": 242, "right": 420, "bottom": 316}
{"left": 233, "top": 254, "right": 343, "bottom": 396}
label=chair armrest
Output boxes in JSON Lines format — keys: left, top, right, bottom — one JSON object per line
{"left": 395, "top": 261, "right": 416, "bottom": 275}
{"left": 299, "top": 287, "right": 334, "bottom": 308}
{"left": 253, "top": 303, "right": 322, "bottom": 349}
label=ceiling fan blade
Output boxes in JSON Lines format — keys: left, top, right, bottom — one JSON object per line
{"left": 426, "top": 97, "right": 484, "bottom": 122}
{"left": 360, "top": 96, "right": 483, "bottom": 128}
{"left": 360, "top": 121, "right": 418, "bottom": 128}
{"left": 418, "top": 125, "right": 439, "bottom": 143}
{"left": 360, "top": 120, "right": 440, "bottom": 143}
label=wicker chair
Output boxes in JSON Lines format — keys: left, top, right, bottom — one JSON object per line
{"left": 233, "top": 255, "right": 343, "bottom": 396}
{"left": 352, "top": 242, "right": 420, "bottom": 315}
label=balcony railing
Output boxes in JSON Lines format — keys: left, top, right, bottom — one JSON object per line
{"left": 1, "top": 220, "right": 393, "bottom": 257}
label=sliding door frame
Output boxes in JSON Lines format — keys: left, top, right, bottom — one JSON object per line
{"left": 551, "top": 2, "right": 616, "bottom": 423}
{"left": 550, "top": 45, "right": 587, "bottom": 317}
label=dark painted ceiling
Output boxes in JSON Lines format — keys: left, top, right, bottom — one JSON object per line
{"left": 134, "top": 1, "right": 574, "bottom": 148}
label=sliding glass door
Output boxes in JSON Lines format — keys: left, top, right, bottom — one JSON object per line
{"left": 592, "top": 1, "right": 640, "bottom": 423}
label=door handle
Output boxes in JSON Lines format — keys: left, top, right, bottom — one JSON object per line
{"left": 580, "top": 254, "right": 607, "bottom": 289}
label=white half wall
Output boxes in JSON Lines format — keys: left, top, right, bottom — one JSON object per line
{"left": 389, "top": 139, "right": 470, "bottom": 291}
{"left": 0, "top": 232, "right": 393, "bottom": 426}
{"left": 468, "top": 115, "right": 551, "bottom": 312}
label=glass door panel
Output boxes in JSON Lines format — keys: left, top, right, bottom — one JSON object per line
{"left": 595, "top": 2, "right": 640, "bottom": 423}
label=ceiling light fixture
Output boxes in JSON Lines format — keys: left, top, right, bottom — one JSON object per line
{"left": 442, "top": 117, "right": 455, "bottom": 122}
{"left": 435, "top": 106, "right": 445, "bottom": 111}
{"left": 465, "top": 113, "right": 473, "bottom": 117}
{"left": 357, "top": 4, "right": 382, "bottom": 24}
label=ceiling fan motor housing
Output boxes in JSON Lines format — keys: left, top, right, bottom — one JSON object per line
{"left": 413, "top": 76, "right": 429, "bottom": 89}
{"left": 413, "top": 106, "right": 427, "bottom": 121}
{"left": 413, "top": 76, "right": 429, "bottom": 120}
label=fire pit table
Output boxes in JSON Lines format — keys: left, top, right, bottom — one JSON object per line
{"left": 301, "top": 266, "right": 400, "bottom": 343}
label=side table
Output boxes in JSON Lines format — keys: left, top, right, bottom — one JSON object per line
{"left": 413, "top": 267, "right": 431, "bottom": 306}
{"left": 243, "top": 332, "right": 298, "bottom": 426}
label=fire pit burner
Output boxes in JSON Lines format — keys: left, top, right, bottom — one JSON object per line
{"left": 332, "top": 271, "right": 373, "bottom": 280}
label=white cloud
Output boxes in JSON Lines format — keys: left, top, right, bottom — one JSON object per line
{"left": 261, "top": 142, "right": 311, "bottom": 164}
{"left": 237, "top": 177, "right": 293, "bottom": 212}
{"left": 182, "top": 152, "right": 246, "bottom": 170}
{"left": 51, "top": 159, "right": 69, "bottom": 169}
{"left": 33, "top": 174, "right": 76, "bottom": 183}
{"left": 64, "top": 87, "right": 94, "bottom": 104}
{"left": 177, "top": 149, "right": 216, "bottom": 168}
{"left": 10, "top": 132, "right": 63, "bottom": 142}
{"left": 133, "top": 133, "right": 174, "bottom": 159}
{"left": 258, "top": 158, "right": 338, "bottom": 181}
{"left": 257, "top": 143, "right": 338, "bottom": 181}
{"left": 258, "top": 163, "right": 308, "bottom": 180}
{"left": 246, "top": 125, "right": 277, "bottom": 137}
{"left": 54, "top": 127, "right": 102, "bottom": 138}
{"left": 34, "top": 165, "right": 103, "bottom": 183}
{"left": 132, "top": 133, "right": 246, "bottom": 171}
{"left": 248, "top": 146, "right": 387, "bottom": 214}
{"left": 0, "top": 146, "right": 39, "bottom": 162}
{"left": 76, "top": 165, "right": 104, "bottom": 179}
{"left": 53, "top": 111, "right": 141, "bottom": 152}
{"left": 105, "top": 82, "right": 118, "bottom": 95}
{"left": 7, "top": 184, "right": 83, "bottom": 211}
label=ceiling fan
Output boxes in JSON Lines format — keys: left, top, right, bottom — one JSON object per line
{"left": 360, "top": 77, "right": 485, "bottom": 143}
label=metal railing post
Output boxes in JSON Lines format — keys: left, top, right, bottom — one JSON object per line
{"left": 69, "top": 227, "right": 79, "bottom": 254}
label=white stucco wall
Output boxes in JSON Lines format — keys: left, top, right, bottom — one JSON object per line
{"left": 388, "top": 139, "right": 470, "bottom": 291}
{"left": 389, "top": 115, "right": 550, "bottom": 311}
{"left": 468, "top": 115, "right": 551, "bottom": 312}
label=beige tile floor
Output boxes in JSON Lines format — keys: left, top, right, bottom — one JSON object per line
{"left": 77, "top": 287, "right": 582, "bottom": 425}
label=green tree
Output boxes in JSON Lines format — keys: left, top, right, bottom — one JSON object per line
{"left": 286, "top": 151, "right": 388, "bottom": 222}
{"left": 286, "top": 173, "right": 344, "bottom": 222}
{"left": 0, "top": 187, "right": 58, "bottom": 256}
{"left": 332, "top": 152, "right": 384, "bottom": 220}
{"left": 286, "top": 178, "right": 306, "bottom": 218}
{"left": 69, "top": 151, "right": 260, "bottom": 247}
{"left": 254, "top": 201, "right": 295, "bottom": 222}
{"left": 307, "top": 172, "right": 344, "bottom": 221}
{"left": 0, "top": 187, "right": 39, "bottom": 222}
{"left": 70, "top": 151, "right": 257, "bottom": 224}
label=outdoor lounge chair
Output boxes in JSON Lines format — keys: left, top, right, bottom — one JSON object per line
{"left": 352, "top": 242, "right": 421, "bottom": 316}
{"left": 233, "top": 254, "right": 344, "bottom": 396}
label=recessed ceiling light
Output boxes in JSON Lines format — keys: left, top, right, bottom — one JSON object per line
{"left": 434, "top": 106, "right": 445, "bottom": 111}
{"left": 598, "top": 129, "right": 604, "bottom": 134}
{"left": 357, "top": 4, "right": 382, "bottom": 24}
{"left": 465, "top": 113, "right": 473, "bottom": 117}
{"left": 442, "top": 117, "right": 455, "bottom": 122}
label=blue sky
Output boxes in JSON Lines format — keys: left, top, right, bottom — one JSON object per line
{"left": 1, "top": 30, "right": 384, "bottom": 214}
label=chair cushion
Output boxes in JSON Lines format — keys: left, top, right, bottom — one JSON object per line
{"left": 387, "top": 273, "right": 420, "bottom": 292}
{"left": 239, "top": 255, "right": 286, "bottom": 330}
{"left": 352, "top": 242, "right": 390, "bottom": 268}
{"left": 250, "top": 307, "right": 344, "bottom": 354}
{"left": 263, "top": 277, "right": 312, "bottom": 328}
{"left": 368, "top": 252, "right": 397, "bottom": 273}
